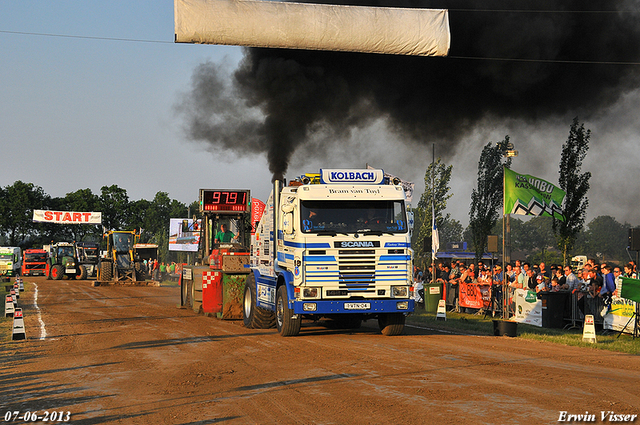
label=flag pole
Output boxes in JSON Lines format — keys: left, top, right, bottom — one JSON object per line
{"left": 432, "top": 143, "right": 436, "bottom": 287}
{"left": 502, "top": 165, "right": 507, "bottom": 319}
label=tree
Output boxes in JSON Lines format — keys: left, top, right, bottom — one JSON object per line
{"left": 553, "top": 118, "right": 591, "bottom": 265}
{"left": 99, "top": 185, "right": 130, "bottom": 231}
{"left": 414, "top": 158, "right": 454, "bottom": 265}
{"left": 468, "top": 137, "right": 513, "bottom": 261}
{"left": 575, "top": 216, "right": 630, "bottom": 262}
{"left": 0, "top": 181, "right": 48, "bottom": 245}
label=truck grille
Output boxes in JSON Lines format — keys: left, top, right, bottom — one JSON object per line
{"left": 337, "top": 249, "right": 375, "bottom": 293}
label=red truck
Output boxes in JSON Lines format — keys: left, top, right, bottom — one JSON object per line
{"left": 22, "top": 248, "right": 48, "bottom": 276}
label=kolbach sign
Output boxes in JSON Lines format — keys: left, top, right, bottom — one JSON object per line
{"left": 33, "top": 210, "right": 102, "bottom": 225}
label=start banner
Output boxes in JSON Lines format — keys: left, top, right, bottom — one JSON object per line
{"left": 33, "top": 210, "right": 102, "bottom": 225}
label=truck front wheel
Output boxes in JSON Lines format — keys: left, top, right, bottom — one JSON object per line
{"left": 276, "top": 286, "right": 300, "bottom": 337}
{"left": 378, "top": 313, "right": 405, "bottom": 336}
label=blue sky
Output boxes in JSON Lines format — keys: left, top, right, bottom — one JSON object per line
{"left": 2, "top": 1, "right": 640, "bottom": 229}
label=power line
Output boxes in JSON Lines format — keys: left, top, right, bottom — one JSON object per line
{"left": 0, "top": 29, "right": 172, "bottom": 44}
{"left": 2, "top": 28, "right": 639, "bottom": 65}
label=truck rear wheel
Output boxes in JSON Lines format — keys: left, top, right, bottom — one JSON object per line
{"left": 276, "top": 285, "right": 300, "bottom": 337}
{"left": 182, "top": 277, "right": 192, "bottom": 308}
{"left": 51, "top": 265, "right": 64, "bottom": 280}
{"left": 378, "top": 313, "right": 405, "bottom": 336}
{"left": 243, "top": 274, "right": 275, "bottom": 329}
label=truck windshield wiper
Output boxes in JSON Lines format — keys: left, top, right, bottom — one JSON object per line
{"left": 315, "top": 230, "right": 338, "bottom": 236}
{"left": 356, "top": 229, "right": 383, "bottom": 236}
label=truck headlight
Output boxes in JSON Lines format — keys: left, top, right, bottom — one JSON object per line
{"left": 303, "top": 287, "right": 321, "bottom": 299}
{"left": 396, "top": 301, "right": 409, "bottom": 310}
{"left": 391, "top": 286, "right": 408, "bottom": 298}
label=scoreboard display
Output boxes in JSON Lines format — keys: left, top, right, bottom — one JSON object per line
{"left": 199, "top": 190, "right": 250, "bottom": 213}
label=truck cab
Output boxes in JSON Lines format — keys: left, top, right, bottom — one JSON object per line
{"left": 246, "top": 169, "right": 414, "bottom": 336}
{"left": 22, "top": 248, "right": 47, "bottom": 276}
{"left": 0, "top": 247, "right": 22, "bottom": 277}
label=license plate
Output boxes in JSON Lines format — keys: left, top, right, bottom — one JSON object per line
{"left": 344, "top": 302, "right": 371, "bottom": 310}
{"left": 66, "top": 268, "right": 76, "bottom": 273}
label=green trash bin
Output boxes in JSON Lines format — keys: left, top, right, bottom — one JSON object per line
{"left": 424, "top": 282, "right": 443, "bottom": 314}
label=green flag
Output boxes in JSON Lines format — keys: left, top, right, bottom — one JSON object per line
{"left": 504, "top": 168, "right": 566, "bottom": 221}
{"left": 621, "top": 277, "right": 640, "bottom": 303}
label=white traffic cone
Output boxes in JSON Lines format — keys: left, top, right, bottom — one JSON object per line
{"left": 13, "top": 283, "right": 19, "bottom": 300}
{"left": 436, "top": 299, "right": 447, "bottom": 321}
{"left": 12, "top": 308, "right": 26, "bottom": 340}
{"left": 4, "top": 294, "right": 15, "bottom": 318}
{"left": 582, "top": 314, "right": 597, "bottom": 343}
{"left": 10, "top": 288, "right": 17, "bottom": 304}
{"left": 18, "top": 278, "right": 24, "bottom": 292}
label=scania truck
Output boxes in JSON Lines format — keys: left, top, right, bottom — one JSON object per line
{"left": 243, "top": 168, "right": 414, "bottom": 336}
{"left": 0, "top": 247, "right": 22, "bottom": 278}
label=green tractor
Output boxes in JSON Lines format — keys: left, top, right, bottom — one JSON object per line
{"left": 45, "top": 242, "right": 86, "bottom": 280}
{"left": 97, "top": 230, "right": 146, "bottom": 283}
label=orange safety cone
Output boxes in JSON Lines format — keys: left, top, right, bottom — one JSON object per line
{"left": 4, "top": 294, "right": 14, "bottom": 318}
{"left": 12, "top": 308, "right": 26, "bottom": 340}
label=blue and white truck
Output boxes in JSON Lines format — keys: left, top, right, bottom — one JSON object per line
{"left": 243, "top": 169, "right": 414, "bottom": 336}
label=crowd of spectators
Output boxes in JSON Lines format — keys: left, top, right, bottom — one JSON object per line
{"left": 413, "top": 258, "right": 638, "bottom": 316}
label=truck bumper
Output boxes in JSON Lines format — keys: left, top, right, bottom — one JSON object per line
{"left": 292, "top": 298, "right": 414, "bottom": 315}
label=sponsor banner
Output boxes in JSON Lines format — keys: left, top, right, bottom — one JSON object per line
{"left": 604, "top": 277, "right": 638, "bottom": 333}
{"left": 503, "top": 168, "right": 566, "bottom": 220}
{"left": 251, "top": 198, "right": 266, "bottom": 235}
{"left": 168, "top": 218, "right": 201, "bottom": 252}
{"left": 321, "top": 169, "right": 385, "bottom": 185}
{"left": 33, "top": 210, "right": 102, "bottom": 224}
{"left": 459, "top": 282, "right": 489, "bottom": 309}
{"left": 512, "top": 288, "right": 542, "bottom": 327}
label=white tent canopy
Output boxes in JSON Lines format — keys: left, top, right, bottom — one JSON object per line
{"left": 174, "top": 0, "right": 450, "bottom": 57}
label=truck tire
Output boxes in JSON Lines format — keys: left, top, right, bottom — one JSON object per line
{"left": 51, "top": 265, "right": 64, "bottom": 280}
{"left": 100, "top": 261, "right": 113, "bottom": 282}
{"left": 77, "top": 265, "right": 88, "bottom": 280}
{"left": 134, "top": 261, "right": 145, "bottom": 281}
{"left": 243, "top": 274, "right": 276, "bottom": 329}
{"left": 276, "top": 285, "right": 300, "bottom": 337}
{"left": 378, "top": 313, "right": 405, "bottom": 336}
{"left": 46, "top": 263, "right": 52, "bottom": 280}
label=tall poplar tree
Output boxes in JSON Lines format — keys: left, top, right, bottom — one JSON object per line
{"left": 554, "top": 117, "right": 591, "bottom": 265}
{"left": 469, "top": 137, "right": 513, "bottom": 262}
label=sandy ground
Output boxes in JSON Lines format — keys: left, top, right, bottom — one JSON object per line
{"left": 1, "top": 276, "right": 639, "bottom": 425}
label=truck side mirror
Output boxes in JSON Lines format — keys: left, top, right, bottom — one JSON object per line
{"left": 283, "top": 212, "right": 294, "bottom": 235}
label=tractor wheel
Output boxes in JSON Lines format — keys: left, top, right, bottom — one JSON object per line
{"left": 77, "top": 265, "right": 87, "bottom": 280}
{"left": 181, "top": 276, "right": 192, "bottom": 308}
{"left": 46, "top": 263, "right": 52, "bottom": 280}
{"left": 100, "top": 261, "right": 113, "bottom": 282}
{"left": 276, "top": 285, "right": 300, "bottom": 337}
{"left": 134, "top": 261, "right": 145, "bottom": 281}
{"left": 51, "top": 265, "right": 64, "bottom": 280}
{"left": 243, "top": 273, "right": 275, "bottom": 329}
{"left": 378, "top": 313, "right": 406, "bottom": 336}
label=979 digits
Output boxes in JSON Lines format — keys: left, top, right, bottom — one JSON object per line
{"left": 3, "top": 411, "right": 71, "bottom": 422}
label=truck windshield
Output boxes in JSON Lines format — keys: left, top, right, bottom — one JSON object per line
{"left": 0, "top": 254, "right": 12, "bottom": 260}
{"left": 300, "top": 200, "right": 407, "bottom": 234}
{"left": 26, "top": 253, "right": 47, "bottom": 262}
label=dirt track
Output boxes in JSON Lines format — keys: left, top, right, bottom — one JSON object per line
{"left": 2, "top": 277, "right": 639, "bottom": 425}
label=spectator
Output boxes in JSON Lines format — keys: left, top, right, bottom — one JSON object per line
{"left": 600, "top": 264, "right": 616, "bottom": 314}
{"left": 624, "top": 263, "right": 637, "bottom": 279}
{"left": 152, "top": 259, "right": 159, "bottom": 280}
{"left": 535, "top": 274, "right": 547, "bottom": 293}
{"left": 510, "top": 265, "right": 524, "bottom": 289}
{"left": 524, "top": 268, "right": 538, "bottom": 290}
{"left": 549, "top": 276, "right": 561, "bottom": 292}
{"left": 563, "top": 265, "right": 582, "bottom": 292}
{"left": 160, "top": 262, "right": 167, "bottom": 281}
{"left": 539, "top": 262, "right": 551, "bottom": 280}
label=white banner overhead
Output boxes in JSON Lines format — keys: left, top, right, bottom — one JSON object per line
{"left": 174, "top": 0, "right": 451, "bottom": 57}
{"left": 33, "top": 210, "right": 102, "bottom": 225}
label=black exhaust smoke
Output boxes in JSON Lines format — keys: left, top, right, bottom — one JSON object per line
{"left": 176, "top": 0, "right": 640, "bottom": 181}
